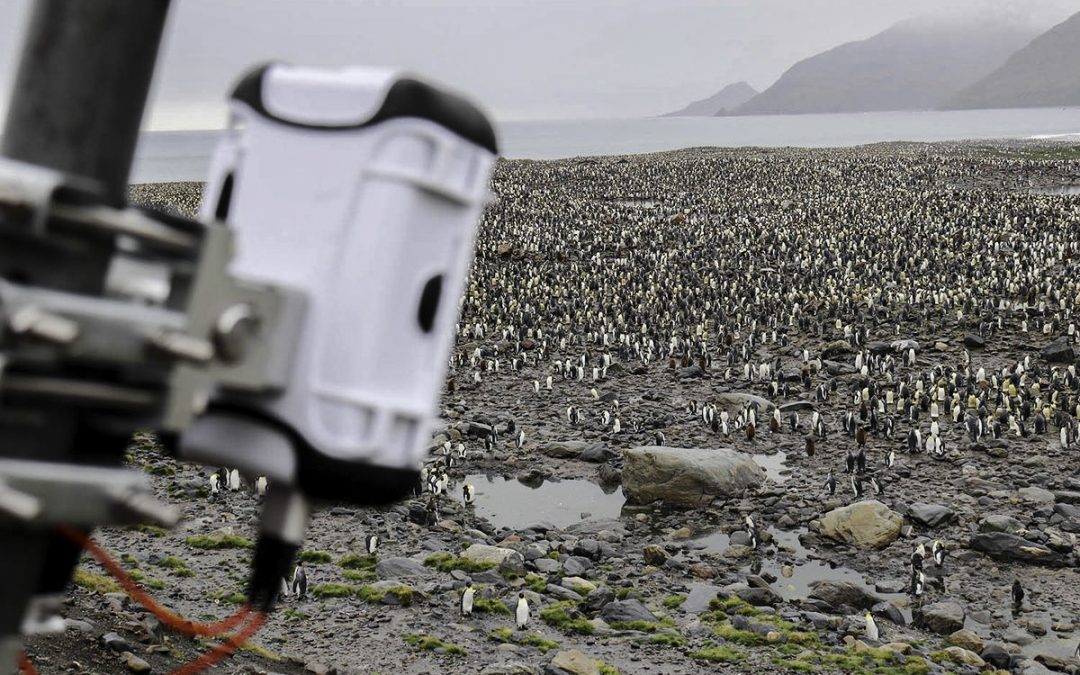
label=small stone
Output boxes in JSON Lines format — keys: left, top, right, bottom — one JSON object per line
{"left": 124, "top": 654, "right": 152, "bottom": 674}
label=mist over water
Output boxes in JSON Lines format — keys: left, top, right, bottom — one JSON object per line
{"left": 132, "top": 107, "right": 1080, "bottom": 183}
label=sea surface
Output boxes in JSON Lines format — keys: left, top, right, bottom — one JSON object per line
{"left": 131, "top": 107, "right": 1080, "bottom": 183}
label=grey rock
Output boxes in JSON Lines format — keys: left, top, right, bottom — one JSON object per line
{"left": 562, "top": 556, "right": 591, "bottom": 577}
{"left": 582, "top": 586, "right": 615, "bottom": 613}
{"left": 964, "top": 333, "right": 986, "bottom": 349}
{"left": 1042, "top": 337, "right": 1074, "bottom": 363}
{"left": 907, "top": 502, "right": 955, "bottom": 528}
{"left": 539, "top": 441, "right": 592, "bottom": 459}
{"left": 375, "top": 556, "right": 429, "bottom": 578}
{"left": 914, "top": 601, "right": 965, "bottom": 635}
{"left": 736, "top": 586, "right": 783, "bottom": 607}
{"left": 546, "top": 650, "right": 600, "bottom": 675}
{"left": 480, "top": 662, "right": 539, "bottom": 675}
{"left": 100, "top": 632, "right": 132, "bottom": 653}
{"left": 969, "top": 532, "right": 1068, "bottom": 566}
{"left": 621, "top": 446, "right": 766, "bottom": 507}
{"left": 808, "top": 580, "right": 882, "bottom": 610}
{"left": 601, "top": 599, "right": 659, "bottom": 624}
{"left": 979, "top": 515, "right": 1027, "bottom": 535}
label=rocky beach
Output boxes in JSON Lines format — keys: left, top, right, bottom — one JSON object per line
{"left": 24, "top": 141, "right": 1080, "bottom": 675}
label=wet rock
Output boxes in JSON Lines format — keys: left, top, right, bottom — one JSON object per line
{"left": 582, "top": 586, "right": 615, "bottom": 613}
{"left": 539, "top": 441, "right": 593, "bottom": 459}
{"left": 946, "top": 629, "right": 984, "bottom": 653}
{"left": 979, "top": 515, "right": 1027, "bottom": 535}
{"left": 462, "top": 544, "right": 526, "bottom": 571}
{"left": 869, "top": 602, "right": 905, "bottom": 627}
{"left": 819, "top": 500, "right": 903, "bottom": 549}
{"left": 621, "top": 446, "right": 765, "bottom": 506}
{"left": 940, "top": 646, "right": 985, "bottom": 668}
{"left": 906, "top": 502, "right": 955, "bottom": 528}
{"left": 736, "top": 586, "right": 782, "bottom": 607}
{"left": 822, "top": 340, "right": 854, "bottom": 359}
{"left": 480, "top": 662, "right": 539, "bottom": 675}
{"left": 808, "top": 580, "right": 881, "bottom": 611}
{"left": 980, "top": 643, "right": 1015, "bottom": 670}
{"left": 642, "top": 544, "right": 669, "bottom": 566}
{"left": 600, "top": 599, "right": 658, "bottom": 624}
{"left": 1042, "top": 337, "right": 1074, "bottom": 363}
{"left": 124, "top": 654, "right": 152, "bottom": 674}
{"left": 964, "top": 334, "right": 986, "bottom": 349}
{"left": 375, "top": 557, "right": 428, "bottom": 578}
{"left": 969, "top": 532, "right": 1068, "bottom": 566}
{"left": 1018, "top": 486, "right": 1056, "bottom": 504}
{"left": 100, "top": 632, "right": 132, "bottom": 653}
{"left": 914, "top": 601, "right": 965, "bottom": 635}
{"left": 579, "top": 445, "right": 617, "bottom": 463}
{"left": 546, "top": 650, "right": 599, "bottom": 675}
{"left": 677, "top": 365, "right": 704, "bottom": 379}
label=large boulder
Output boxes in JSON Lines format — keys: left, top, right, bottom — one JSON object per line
{"left": 600, "top": 599, "right": 658, "bottom": 624}
{"left": 540, "top": 441, "right": 594, "bottom": 459}
{"left": 968, "top": 533, "right": 1068, "bottom": 567}
{"left": 1042, "top": 337, "right": 1074, "bottom": 363}
{"left": 819, "top": 500, "right": 903, "bottom": 549}
{"left": 375, "top": 557, "right": 428, "bottom": 578}
{"left": 547, "top": 650, "right": 599, "bottom": 675}
{"left": 907, "top": 503, "right": 955, "bottom": 528}
{"left": 621, "top": 446, "right": 765, "bottom": 507}
{"left": 808, "top": 580, "right": 881, "bottom": 611}
{"left": 461, "top": 544, "right": 525, "bottom": 572}
{"left": 713, "top": 392, "right": 774, "bottom": 411}
{"left": 978, "top": 515, "right": 1026, "bottom": 535}
{"left": 914, "top": 601, "right": 965, "bottom": 635}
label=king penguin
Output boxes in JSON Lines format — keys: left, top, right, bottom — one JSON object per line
{"left": 461, "top": 585, "right": 475, "bottom": 617}
{"left": 1011, "top": 579, "right": 1024, "bottom": 610}
{"left": 515, "top": 592, "right": 529, "bottom": 630}
{"left": 291, "top": 561, "right": 308, "bottom": 600}
{"left": 865, "top": 612, "right": 879, "bottom": 641}
{"left": 365, "top": 534, "right": 379, "bottom": 555}
{"left": 463, "top": 483, "right": 476, "bottom": 505}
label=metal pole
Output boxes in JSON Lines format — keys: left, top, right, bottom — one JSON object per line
{"left": 2, "top": 0, "right": 171, "bottom": 205}
{"left": 0, "top": 1, "right": 172, "bottom": 669}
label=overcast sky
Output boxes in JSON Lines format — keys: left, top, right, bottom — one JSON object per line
{"left": 0, "top": 0, "right": 1077, "bottom": 128}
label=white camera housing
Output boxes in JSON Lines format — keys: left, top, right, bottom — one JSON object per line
{"left": 182, "top": 63, "right": 496, "bottom": 502}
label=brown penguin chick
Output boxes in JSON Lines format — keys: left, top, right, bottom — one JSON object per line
{"left": 769, "top": 417, "right": 781, "bottom": 433}
{"left": 668, "top": 358, "right": 677, "bottom": 369}
{"left": 856, "top": 426, "right": 868, "bottom": 446}
{"left": 805, "top": 437, "right": 816, "bottom": 457}
{"left": 746, "top": 422, "right": 756, "bottom": 441}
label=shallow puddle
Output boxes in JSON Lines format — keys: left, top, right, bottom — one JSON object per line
{"left": 752, "top": 451, "right": 790, "bottom": 483}
{"left": 456, "top": 473, "right": 625, "bottom": 529}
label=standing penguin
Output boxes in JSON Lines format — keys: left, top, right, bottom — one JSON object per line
{"left": 516, "top": 429, "right": 526, "bottom": 450}
{"left": 805, "top": 437, "right": 816, "bottom": 457}
{"left": 824, "top": 470, "right": 837, "bottom": 496}
{"left": 932, "top": 540, "right": 944, "bottom": 567}
{"left": 460, "top": 585, "right": 475, "bottom": 617}
{"left": 291, "top": 561, "right": 308, "bottom": 600}
{"left": 745, "top": 515, "right": 760, "bottom": 550}
{"left": 209, "top": 472, "right": 220, "bottom": 495}
{"left": 1011, "top": 580, "right": 1024, "bottom": 610}
{"left": 865, "top": 612, "right": 879, "bottom": 641}
{"left": 654, "top": 431, "right": 666, "bottom": 446}
{"left": 463, "top": 483, "right": 476, "bottom": 506}
{"left": 228, "top": 469, "right": 241, "bottom": 492}
{"left": 515, "top": 592, "right": 529, "bottom": 630}
{"left": 365, "top": 534, "right": 379, "bottom": 556}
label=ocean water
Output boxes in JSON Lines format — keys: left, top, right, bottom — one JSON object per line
{"left": 130, "top": 107, "right": 1080, "bottom": 183}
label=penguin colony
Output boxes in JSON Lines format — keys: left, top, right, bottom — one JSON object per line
{"left": 127, "top": 146, "right": 1080, "bottom": 669}
{"left": 424, "top": 144, "right": 1080, "bottom": 653}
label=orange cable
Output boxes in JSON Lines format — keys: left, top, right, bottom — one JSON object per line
{"left": 58, "top": 526, "right": 253, "bottom": 637}
{"left": 168, "top": 611, "right": 266, "bottom": 675}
